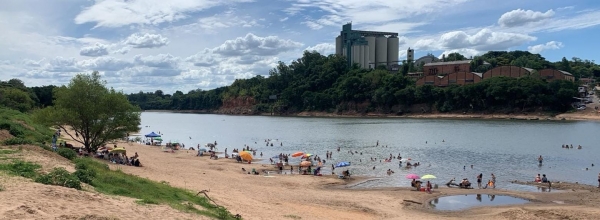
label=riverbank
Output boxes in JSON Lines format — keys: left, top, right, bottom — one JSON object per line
{"left": 57, "top": 136, "right": 600, "bottom": 219}
{"left": 143, "top": 109, "right": 600, "bottom": 121}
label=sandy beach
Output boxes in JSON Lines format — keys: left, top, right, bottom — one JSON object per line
{"left": 4, "top": 127, "right": 600, "bottom": 219}
{"left": 65, "top": 138, "right": 600, "bottom": 220}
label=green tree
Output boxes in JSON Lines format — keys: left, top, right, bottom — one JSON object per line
{"left": 32, "top": 71, "right": 141, "bottom": 152}
{"left": 0, "top": 87, "right": 35, "bottom": 112}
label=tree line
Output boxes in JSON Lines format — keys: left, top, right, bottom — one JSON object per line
{"left": 1, "top": 50, "right": 597, "bottom": 114}
{"left": 126, "top": 50, "right": 590, "bottom": 114}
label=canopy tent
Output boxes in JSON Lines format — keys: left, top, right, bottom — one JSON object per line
{"left": 335, "top": 162, "right": 351, "bottom": 168}
{"left": 145, "top": 132, "right": 161, "bottom": 138}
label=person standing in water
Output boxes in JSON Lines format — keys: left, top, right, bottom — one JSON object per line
{"left": 538, "top": 155, "right": 543, "bottom": 165}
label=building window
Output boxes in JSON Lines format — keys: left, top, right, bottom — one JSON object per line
{"left": 454, "top": 65, "right": 460, "bottom": 72}
{"left": 465, "top": 79, "right": 474, "bottom": 82}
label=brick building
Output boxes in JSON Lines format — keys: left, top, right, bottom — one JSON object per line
{"left": 416, "top": 72, "right": 482, "bottom": 86}
{"left": 423, "top": 60, "right": 472, "bottom": 76}
{"left": 537, "top": 69, "right": 575, "bottom": 82}
{"left": 482, "top": 65, "right": 532, "bottom": 79}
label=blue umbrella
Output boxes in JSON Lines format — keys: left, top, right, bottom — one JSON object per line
{"left": 335, "top": 162, "right": 351, "bottom": 168}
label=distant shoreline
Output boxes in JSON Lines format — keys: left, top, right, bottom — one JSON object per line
{"left": 142, "top": 109, "right": 600, "bottom": 121}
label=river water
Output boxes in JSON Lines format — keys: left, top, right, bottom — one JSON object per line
{"left": 137, "top": 112, "right": 600, "bottom": 190}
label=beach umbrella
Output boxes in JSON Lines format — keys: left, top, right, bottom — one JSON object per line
{"left": 301, "top": 153, "right": 313, "bottom": 159}
{"left": 405, "top": 174, "right": 420, "bottom": 179}
{"left": 110, "top": 147, "right": 126, "bottom": 154}
{"left": 300, "top": 161, "right": 312, "bottom": 167}
{"left": 335, "top": 161, "right": 351, "bottom": 168}
{"left": 421, "top": 174, "right": 437, "bottom": 179}
{"left": 239, "top": 151, "right": 253, "bottom": 161}
{"left": 291, "top": 152, "right": 304, "bottom": 157}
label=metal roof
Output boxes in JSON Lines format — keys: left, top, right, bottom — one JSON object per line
{"left": 559, "top": 70, "right": 573, "bottom": 76}
{"left": 423, "top": 60, "right": 472, "bottom": 67}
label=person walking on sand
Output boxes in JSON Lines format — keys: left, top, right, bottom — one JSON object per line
{"left": 491, "top": 173, "right": 496, "bottom": 188}
{"left": 477, "top": 173, "right": 483, "bottom": 188}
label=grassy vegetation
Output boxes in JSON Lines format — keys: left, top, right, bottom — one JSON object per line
{"left": 0, "top": 107, "right": 53, "bottom": 145}
{"left": 0, "top": 107, "right": 239, "bottom": 219}
{"left": 74, "top": 158, "right": 237, "bottom": 219}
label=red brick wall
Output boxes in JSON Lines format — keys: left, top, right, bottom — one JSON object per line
{"left": 538, "top": 69, "right": 565, "bottom": 82}
{"left": 445, "top": 72, "right": 482, "bottom": 85}
{"left": 482, "top": 66, "right": 530, "bottom": 79}
{"left": 424, "top": 63, "right": 471, "bottom": 76}
{"left": 416, "top": 75, "right": 440, "bottom": 86}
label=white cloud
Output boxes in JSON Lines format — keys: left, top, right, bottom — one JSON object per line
{"left": 133, "top": 54, "right": 181, "bottom": 69}
{"left": 74, "top": 0, "right": 253, "bottom": 28}
{"left": 77, "top": 56, "right": 132, "bottom": 71}
{"left": 290, "top": 0, "right": 469, "bottom": 30}
{"left": 498, "top": 9, "right": 555, "bottom": 27}
{"left": 186, "top": 49, "right": 218, "bottom": 67}
{"left": 439, "top": 49, "right": 481, "bottom": 59}
{"left": 414, "top": 28, "right": 536, "bottom": 52}
{"left": 80, "top": 43, "right": 109, "bottom": 57}
{"left": 527, "top": 41, "right": 564, "bottom": 54}
{"left": 212, "top": 33, "right": 303, "bottom": 56}
{"left": 124, "top": 33, "right": 169, "bottom": 48}
{"left": 305, "top": 43, "right": 335, "bottom": 55}
{"left": 280, "top": 17, "right": 289, "bottom": 22}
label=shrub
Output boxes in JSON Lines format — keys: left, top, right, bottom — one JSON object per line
{"left": 35, "top": 167, "right": 81, "bottom": 190}
{"left": 74, "top": 161, "right": 96, "bottom": 184}
{"left": 38, "top": 143, "right": 52, "bottom": 151}
{"left": 3, "top": 137, "right": 33, "bottom": 145}
{"left": 57, "top": 148, "right": 77, "bottom": 160}
{"left": 0, "top": 160, "right": 41, "bottom": 178}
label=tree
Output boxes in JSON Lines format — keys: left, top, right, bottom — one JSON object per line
{"left": 33, "top": 71, "right": 141, "bottom": 152}
{"left": 0, "top": 87, "right": 35, "bottom": 112}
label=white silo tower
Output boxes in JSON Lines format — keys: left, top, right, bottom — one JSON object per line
{"left": 365, "top": 36, "right": 376, "bottom": 68}
{"left": 352, "top": 45, "right": 360, "bottom": 66}
{"left": 387, "top": 36, "right": 399, "bottom": 66}
{"left": 358, "top": 45, "right": 364, "bottom": 67}
{"left": 362, "top": 45, "right": 369, "bottom": 68}
{"left": 375, "top": 36, "right": 388, "bottom": 67}
{"left": 335, "top": 35, "right": 342, "bottom": 55}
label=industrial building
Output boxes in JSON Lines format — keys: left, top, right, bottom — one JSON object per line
{"left": 335, "top": 23, "right": 400, "bottom": 68}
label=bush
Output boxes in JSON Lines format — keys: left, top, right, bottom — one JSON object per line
{"left": 35, "top": 167, "right": 82, "bottom": 190}
{"left": 57, "top": 148, "right": 77, "bottom": 160}
{"left": 0, "top": 160, "right": 41, "bottom": 178}
{"left": 74, "top": 161, "right": 96, "bottom": 184}
{"left": 3, "top": 137, "right": 33, "bottom": 145}
{"left": 38, "top": 143, "right": 52, "bottom": 151}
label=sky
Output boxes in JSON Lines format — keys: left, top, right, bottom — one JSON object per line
{"left": 1, "top": 0, "right": 599, "bottom": 94}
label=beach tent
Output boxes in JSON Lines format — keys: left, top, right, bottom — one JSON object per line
{"left": 145, "top": 132, "right": 161, "bottom": 137}
{"left": 335, "top": 162, "right": 351, "bottom": 168}
{"left": 110, "top": 147, "right": 126, "bottom": 154}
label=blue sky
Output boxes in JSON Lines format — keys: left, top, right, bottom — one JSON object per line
{"left": 1, "top": 0, "right": 599, "bottom": 93}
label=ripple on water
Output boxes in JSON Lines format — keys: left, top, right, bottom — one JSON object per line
{"left": 430, "top": 194, "right": 529, "bottom": 211}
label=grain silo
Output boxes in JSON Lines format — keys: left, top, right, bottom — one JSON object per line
{"left": 358, "top": 45, "right": 364, "bottom": 67}
{"left": 352, "top": 45, "right": 360, "bottom": 66}
{"left": 387, "top": 36, "right": 399, "bottom": 66}
{"left": 365, "top": 36, "right": 376, "bottom": 67}
{"left": 375, "top": 36, "right": 388, "bottom": 66}
{"left": 336, "top": 22, "right": 398, "bottom": 68}
{"left": 362, "top": 45, "right": 369, "bottom": 68}
{"left": 335, "top": 35, "right": 342, "bottom": 55}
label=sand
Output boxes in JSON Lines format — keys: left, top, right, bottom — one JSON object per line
{"left": 5, "top": 127, "right": 599, "bottom": 220}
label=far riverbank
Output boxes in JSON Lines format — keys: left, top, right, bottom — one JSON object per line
{"left": 142, "top": 109, "right": 600, "bottom": 121}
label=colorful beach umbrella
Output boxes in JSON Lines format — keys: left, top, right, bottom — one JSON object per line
{"left": 405, "top": 174, "right": 420, "bottom": 179}
{"left": 421, "top": 174, "right": 437, "bottom": 179}
{"left": 291, "top": 152, "right": 304, "bottom": 157}
{"left": 239, "top": 151, "right": 253, "bottom": 161}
